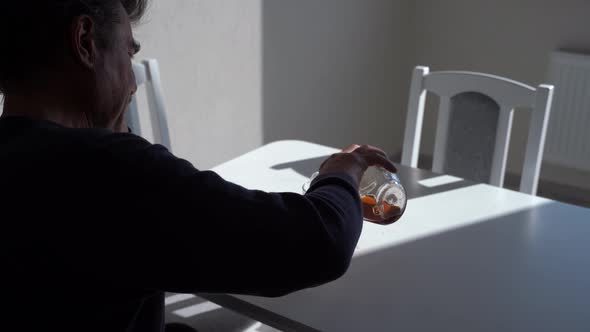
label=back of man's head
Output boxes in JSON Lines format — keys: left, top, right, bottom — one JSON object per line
{"left": 0, "top": 0, "right": 148, "bottom": 95}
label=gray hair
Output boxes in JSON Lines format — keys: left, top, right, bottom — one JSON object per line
{"left": 0, "top": 0, "right": 149, "bottom": 94}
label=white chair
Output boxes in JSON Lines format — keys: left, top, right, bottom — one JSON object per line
{"left": 401, "top": 66, "right": 554, "bottom": 195}
{"left": 127, "top": 59, "right": 172, "bottom": 151}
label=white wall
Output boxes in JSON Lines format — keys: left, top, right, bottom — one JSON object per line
{"left": 135, "top": 0, "right": 405, "bottom": 166}
{"left": 134, "top": 0, "right": 589, "bottom": 188}
{"left": 261, "top": 0, "right": 405, "bottom": 154}
{"left": 134, "top": 0, "right": 263, "bottom": 169}
{"left": 399, "top": 0, "right": 590, "bottom": 185}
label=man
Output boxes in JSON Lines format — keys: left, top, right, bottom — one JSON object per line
{"left": 0, "top": 1, "right": 396, "bottom": 331}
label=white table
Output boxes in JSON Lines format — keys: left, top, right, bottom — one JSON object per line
{"left": 200, "top": 140, "right": 590, "bottom": 332}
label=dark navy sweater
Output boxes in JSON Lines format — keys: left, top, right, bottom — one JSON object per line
{"left": 0, "top": 116, "right": 362, "bottom": 332}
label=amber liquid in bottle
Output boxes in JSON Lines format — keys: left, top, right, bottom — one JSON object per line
{"left": 361, "top": 194, "right": 403, "bottom": 225}
{"left": 304, "top": 166, "right": 406, "bottom": 225}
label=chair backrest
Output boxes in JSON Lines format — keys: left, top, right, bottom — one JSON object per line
{"left": 401, "top": 66, "right": 554, "bottom": 195}
{"left": 126, "top": 59, "right": 172, "bottom": 151}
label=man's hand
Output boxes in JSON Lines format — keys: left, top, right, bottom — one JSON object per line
{"left": 319, "top": 144, "right": 397, "bottom": 188}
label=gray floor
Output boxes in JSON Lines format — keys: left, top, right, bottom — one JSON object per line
{"left": 165, "top": 294, "right": 279, "bottom": 332}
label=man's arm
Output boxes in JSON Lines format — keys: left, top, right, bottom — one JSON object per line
{"left": 91, "top": 134, "right": 364, "bottom": 296}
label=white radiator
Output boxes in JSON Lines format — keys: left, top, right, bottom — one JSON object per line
{"left": 545, "top": 51, "right": 590, "bottom": 171}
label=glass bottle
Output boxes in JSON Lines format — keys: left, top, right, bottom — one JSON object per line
{"left": 303, "top": 166, "right": 407, "bottom": 225}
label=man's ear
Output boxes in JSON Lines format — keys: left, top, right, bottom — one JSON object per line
{"left": 71, "top": 15, "right": 98, "bottom": 69}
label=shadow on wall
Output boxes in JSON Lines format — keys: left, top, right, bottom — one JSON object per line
{"left": 261, "top": 0, "right": 403, "bottom": 153}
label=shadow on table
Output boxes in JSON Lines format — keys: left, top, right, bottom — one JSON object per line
{"left": 312, "top": 201, "right": 590, "bottom": 331}
{"left": 271, "top": 156, "right": 477, "bottom": 200}
{"left": 225, "top": 201, "right": 590, "bottom": 332}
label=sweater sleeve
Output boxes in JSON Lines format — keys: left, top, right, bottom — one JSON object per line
{"left": 90, "top": 134, "right": 363, "bottom": 296}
